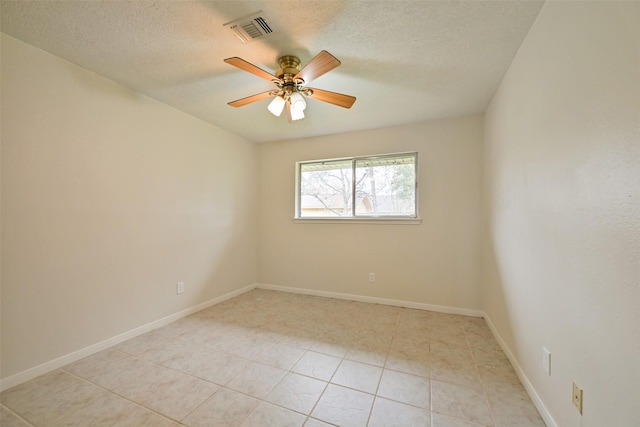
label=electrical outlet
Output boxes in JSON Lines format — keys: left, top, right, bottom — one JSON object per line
{"left": 368, "top": 272, "right": 376, "bottom": 283}
{"left": 177, "top": 281, "right": 184, "bottom": 294}
{"left": 542, "top": 347, "right": 551, "bottom": 375}
{"left": 572, "top": 382, "right": 583, "bottom": 414}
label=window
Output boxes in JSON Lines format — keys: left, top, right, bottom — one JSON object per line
{"left": 296, "top": 152, "right": 417, "bottom": 219}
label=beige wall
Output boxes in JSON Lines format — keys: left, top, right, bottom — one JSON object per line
{"left": 257, "top": 116, "right": 483, "bottom": 311}
{"left": 3, "top": 4, "right": 638, "bottom": 424}
{"left": 482, "top": 2, "right": 640, "bottom": 426}
{"left": 1, "top": 34, "right": 258, "bottom": 379}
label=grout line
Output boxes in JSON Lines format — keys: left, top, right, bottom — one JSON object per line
{"left": 60, "top": 369, "right": 182, "bottom": 424}
{"left": 1, "top": 403, "right": 36, "bottom": 427}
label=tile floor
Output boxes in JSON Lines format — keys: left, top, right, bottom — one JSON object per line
{"left": 1, "top": 289, "right": 546, "bottom": 426}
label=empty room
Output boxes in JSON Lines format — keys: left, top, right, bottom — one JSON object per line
{"left": 1, "top": 1, "right": 638, "bottom": 426}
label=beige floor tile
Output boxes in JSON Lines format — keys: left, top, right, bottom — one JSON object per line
{"left": 254, "top": 324, "right": 292, "bottom": 343}
{"left": 116, "top": 364, "right": 219, "bottom": 421}
{"left": 431, "top": 380, "right": 493, "bottom": 426}
{"left": 465, "top": 333, "right": 502, "bottom": 351}
{"left": 304, "top": 418, "right": 336, "bottom": 427}
{"left": 240, "top": 401, "right": 307, "bottom": 427}
{"left": 3, "top": 290, "right": 543, "bottom": 427}
{"left": 394, "top": 325, "right": 430, "bottom": 343}
{"left": 38, "top": 392, "right": 136, "bottom": 426}
{"left": 431, "top": 320, "right": 465, "bottom": 331}
{"left": 368, "top": 397, "right": 430, "bottom": 426}
{"left": 1, "top": 370, "right": 148, "bottom": 426}
{"left": 113, "top": 329, "right": 172, "bottom": 356}
{"left": 209, "top": 333, "right": 274, "bottom": 360}
{"left": 484, "top": 379, "right": 530, "bottom": 402}
{"left": 345, "top": 342, "right": 388, "bottom": 367}
{"left": 470, "top": 347, "right": 511, "bottom": 368}
{"left": 345, "top": 331, "right": 391, "bottom": 367}
{"left": 265, "top": 372, "right": 327, "bottom": 414}
{"left": 136, "top": 335, "right": 200, "bottom": 365}
{"left": 277, "top": 328, "right": 317, "bottom": 350}
{"left": 292, "top": 351, "right": 342, "bottom": 381}
{"left": 392, "top": 333, "right": 430, "bottom": 350}
{"left": 461, "top": 320, "right": 492, "bottom": 334}
{"left": 429, "top": 332, "right": 469, "bottom": 347}
{"left": 366, "top": 317, "right": 400, "bottom": 331}
{"left": 429, "top": 324, "right": 465, "bottom": 337}
{"left": 182, "top": 387, "right": 259, "bottom": 427}
{"left": 63, "top": 349, "right": 153, "bottom": 391}
{"left": 331, "top": 359, "right": 383, "bottom": 394}
{"left": 377, "top": 369, "right": 430, "bottom": 409}
{"left": 311, "top": 384, "right": 374, "bottom": 427}
{"left": 429, "top": 342, "right": 472, "bottom": 359}
{"left": 430, "top": 312, "right": 465, "bottom": 323}
{"left": 490, "top": 397, "right": 546, "bottom": 427}
{"left": 1, "top": 370, "right": 72, "bottom": 412}
{"left": 0, "top": 405, "right": 30, "bottom": 427}
{"left": 355, "top": 329, "right": 394, "bottom": 348}
{"left": 485, "top": 384, "right": 545, "bottom": 427}
{"left": 154, "top": 316, "right": 211, "bottom": 338}
{"left": 173, "top": 324, "right": 229, "bottom": 347}
{"left": 398, "top": 310, "right": 432, "bottom": 326}
{"left": 462, "top": 323, "right": 494, "bottom": 339}
{"left": 310, "top": 335, "right": 351, "bottom": 358}
{"left": 430, "top": 356, "right": 482, "bottom": 389}
{"left": 371, "top": 303, "right": 403, "bottom": 318}
{"left": 257, "top": 343, "right": 306, "bottom": 370}
{"left": 161, "top": 347, "right": 250, "bottom": 385}
{"left": 477, "top": 365, "right": 520, "bottom": 387}
{"left": 431, "top": 412, "right": 490, "bottom": 427}
{"left": 226, "top": 362, "right": 286, "bottom": 398}
{"left": 357, "top": 325, "right": 395, "bottom": 342}
{"left": 384, "top": 346, "right": 430, "bottom": 378}
{"left": 111, "top": 405, "right": 180, "bottom": 426}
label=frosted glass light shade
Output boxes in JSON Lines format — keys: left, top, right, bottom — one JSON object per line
{"left": 267, "top": 96, "right": 286, "bottom": 116}
{"left": 289, "top": 92, "right": 306, "bottom": 111}
{"left": 290, "top": 106, "right": 305, "bottom": 121}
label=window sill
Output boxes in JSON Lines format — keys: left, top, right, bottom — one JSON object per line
{"left": 293, "top": 217, "right": 422, "bottom": 225}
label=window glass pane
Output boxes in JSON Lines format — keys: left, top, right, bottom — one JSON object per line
{"left": 354, "top": 155, "right": 416, "bottom": 216}
{"left": 299, "top": 160, "right": 353, "bottom": 217}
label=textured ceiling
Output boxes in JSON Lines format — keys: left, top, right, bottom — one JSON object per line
{"left": 1, "top": 1, "right": 544, "bottom": 143}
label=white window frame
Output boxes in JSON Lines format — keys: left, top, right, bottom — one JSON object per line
{"left": 295, "top": 152, "right": 419, "bottom": 223}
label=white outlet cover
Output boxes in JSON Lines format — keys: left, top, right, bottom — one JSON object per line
{"left": 542, "top": 347, "right": 551, "bottom": 375}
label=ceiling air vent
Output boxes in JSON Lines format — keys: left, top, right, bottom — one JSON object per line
{"left": 224, "top": 12, "right": 275, "bottom": 44}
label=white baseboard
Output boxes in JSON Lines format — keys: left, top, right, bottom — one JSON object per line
{"left": 483, "top": 313, "right": 558, "bottom": 427}
{"left": 0, "top": 284, "right": 256, "bottom": 392}
{"left": 256, "top": 283, "right": 485, "bottom": 318}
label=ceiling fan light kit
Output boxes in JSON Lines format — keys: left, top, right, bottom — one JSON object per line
{"left": 289, "top": 92, "right": 307, "bottom": 112}
{"left": 224, "top": 50, "right": 356, "bottom": 122}
{"left": 290, "top": 106, "right": 305, "bottom": 121}
{"left": 267, "top": 95, "right": 286, "bottom": 117}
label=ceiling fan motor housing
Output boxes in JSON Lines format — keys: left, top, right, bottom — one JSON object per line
{"left": 276, "top": 55, "right": 301, "bottom": 79}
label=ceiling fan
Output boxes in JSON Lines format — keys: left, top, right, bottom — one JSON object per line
{"left": 224, "top": 50, "right": 356, "bottom": 122}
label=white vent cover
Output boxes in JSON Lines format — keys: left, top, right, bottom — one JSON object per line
{"left": 223, "top": 11, "right": 275, "bottom": 44}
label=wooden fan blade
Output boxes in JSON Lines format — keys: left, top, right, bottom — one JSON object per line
{"left": 228, "top": 91, "right": 273, "bottom": 107}
{"left": 224, "top": 57, "right": 276, "bottom": 82}
{"left": 307, "top": 88, "right": 356, "bottom": 109}
{"left": 294, "top": 51, "right": 341, "bottom": 84}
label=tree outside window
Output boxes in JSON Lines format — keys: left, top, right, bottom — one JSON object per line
{"left": 297, "top": 153, "right": 417, "bottom": 218}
